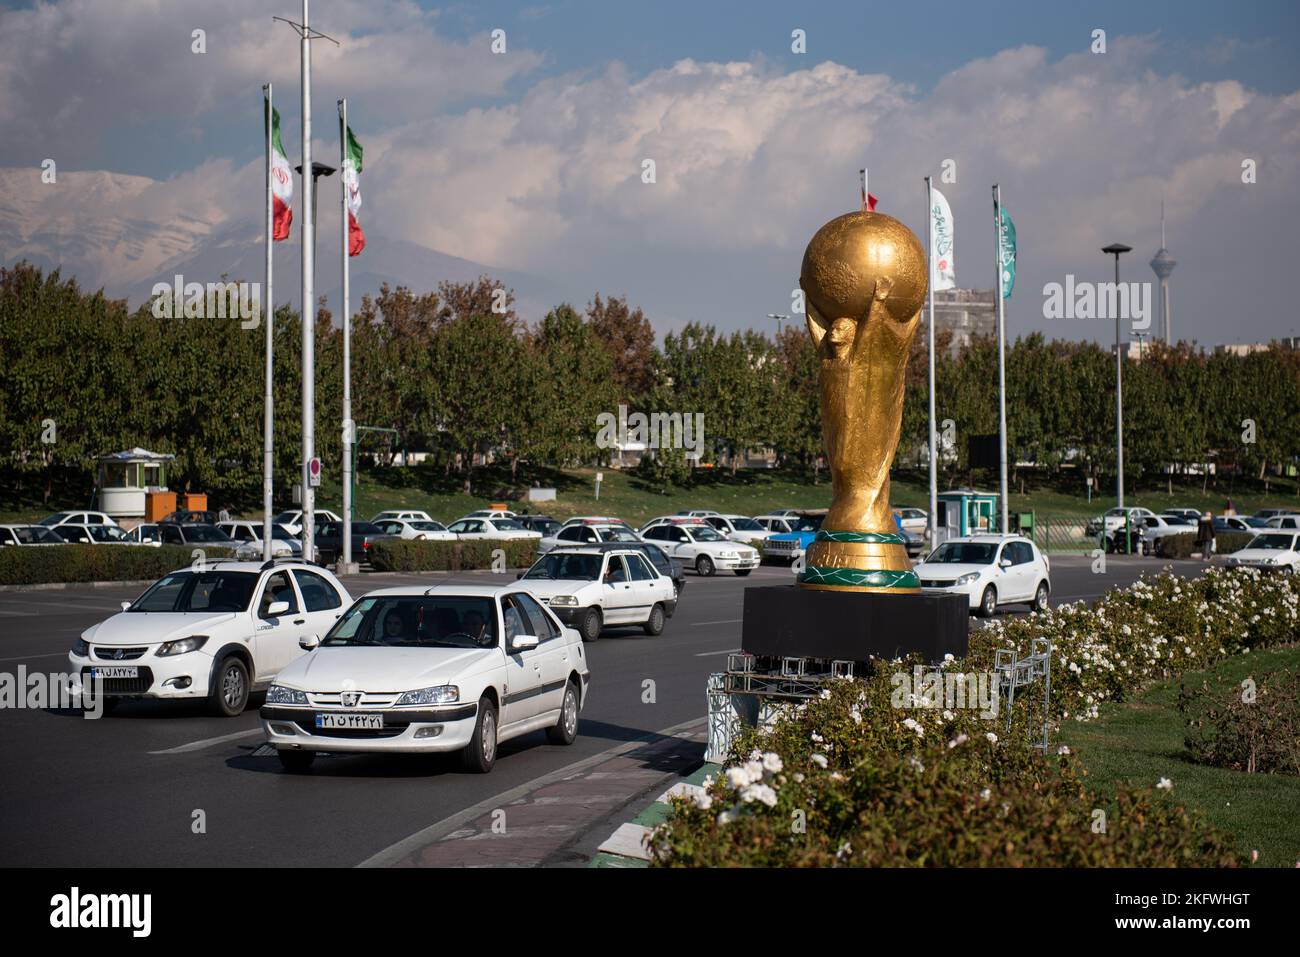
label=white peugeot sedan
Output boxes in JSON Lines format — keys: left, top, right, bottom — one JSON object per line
{"left": 68, "top": 560, "right": 351, "bottom": 716}
{"left": 518, "top": 545, "right": 677, "bottom": 641}
{"left": 1225, "top": 531, "right": 1300, "bottom": 574}
{"left": 260, "top": 584, "right": 590, "bottom": 773}
{"left": 639, "top": 519, "right": 761, "bottom": 576}
{"left": 913, "top": 535, "right": 1051, "bottom": 617}
{"left": 373, "top": 518, "right": 457, "bottom": 542}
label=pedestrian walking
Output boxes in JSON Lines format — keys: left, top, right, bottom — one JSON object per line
{"left": 1196, "top": 511, "right": 1215, "bottom": 560}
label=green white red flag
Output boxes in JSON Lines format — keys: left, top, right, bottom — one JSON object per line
{"left": 343, "top": 126, "right": 365, "bottom": 256}
{"left": 268, "top": 103, "right": 293, "bottom": 241}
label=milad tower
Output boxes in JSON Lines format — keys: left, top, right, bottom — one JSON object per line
{"left": 1150, "top": 201, "right": 1177, "bottom": 344}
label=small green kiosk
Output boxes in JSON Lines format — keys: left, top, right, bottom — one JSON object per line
{"left": 936, "top": 488, "right": 1001, "bottom": 540}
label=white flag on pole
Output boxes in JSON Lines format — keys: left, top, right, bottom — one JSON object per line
{"left": 930, "top": 186, "right": 955, "bottom": 291}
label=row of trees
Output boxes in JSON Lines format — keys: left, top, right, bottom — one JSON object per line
{"left": 3, "top": 262, "right": 1299, "bottom": 506}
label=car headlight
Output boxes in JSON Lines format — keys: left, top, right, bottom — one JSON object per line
{"left": 955, "top": 572, "right": 980, "bottom": 585}
{"left": 395, "top": 685, "right": 459, "bottom": 707}
{"left": 266, "top": 685, "right": 308, "bottom": 705}
{"left": 549, "top": 594, "right": 578, "bottom": 606}
{"left": 156, "top": 635, "right": 209, "bottom": 657}
{"left": 72, "top": 637, "right": 89, "bottom": 657}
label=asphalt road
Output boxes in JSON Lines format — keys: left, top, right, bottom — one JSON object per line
{"left": 0, "top": 554, "right": 1207, "bottom": 867}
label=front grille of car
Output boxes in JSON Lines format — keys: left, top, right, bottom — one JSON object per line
{"left": 92, "top": 646, "right": 147, "bottom": 661}
{"left": 766, "top": 540, "right": 794, "bottom": 552}
{"left": 919, "top": 580, "right": 953, "bottom": 588}
{"left": 307, "top": 691, "right": 401, "bottom": 708}
{"left": 82, "top": 667, "right": 153, "bottom": 694}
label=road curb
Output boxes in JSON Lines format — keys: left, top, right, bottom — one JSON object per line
{"left": 589, "top": 760, "right": 722, "bottom": 868}
{"left": 355, "top": 716, "right": 707, "bottom": 868}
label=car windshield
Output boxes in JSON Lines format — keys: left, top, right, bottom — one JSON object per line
{"left": 324, "top": 595, "right": 498, "bottom": 649}
{"left": 14, "top": 526, "right": 62, "bottom": 544}
{"left": 184, "top": 525, "right": 232, "bottom": 543}
{"left": 598, "top": 527, "right": 640, "bottom": 542}
{"left": 1165, "top": 517, "right": 1192, "bottom": 526}
{"left": 730, "top": 518, "right": 764, "bottom": 531}
{"left": 928, "top": 542, "right": 998, "bottom": 564}
{"left": 687, "top": 525, "right": 726, "bottom": 542}
{"left": 39, "top": 513, "right": 72, "bottom": 526}
{"left": 271, "top": 512, "right": 298, "bottom": 524}
{"left": 88, "top": 526, "right": 129, "bottom": 542}
{"left": 525, "top": 553, "right": 603, "bottom": 580}
{"left": 270, "top": 525, "right": 296, "bottom": 540}
{"left": 129, "top": 571, "right": 259, "bottom": 613}
{"left": 792, "top": 515, "right": 825, "bottom": 533}
{"left": 1248, "top": 534, "right": 1295, "bottom": 551}
{"left": 491, "top": 519, "right": 526, "bottom": 531}
{"left": 411, "top": 521, "right": 447, "bottom": 532}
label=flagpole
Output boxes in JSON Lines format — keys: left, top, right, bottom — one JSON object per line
{"left": 339, "top": 98, "right": 355, "bottom": 572}
{"left": 993, "top": 184, "right": 1009, "bottom": 534}
{"left": 925, "top": 176, "right": 938, "bottom": 546}
{"left": 300, "top": 0, "right": 316, "bottom": 564}
{"left": 263, "top": 84, "right": 275, "bottom": 562}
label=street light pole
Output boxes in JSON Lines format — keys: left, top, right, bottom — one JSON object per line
{"left": 767, "top": 313, "right": 788, "bottom": 337}
{"left": 1102, "top": 243, "right": 1132, "bottom": 510}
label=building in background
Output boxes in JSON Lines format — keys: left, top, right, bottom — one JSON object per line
{"left": 931, "top": 288, "right": 996, "bottom": 356}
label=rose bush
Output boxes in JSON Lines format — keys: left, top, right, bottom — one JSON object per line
{"left": 650, "top": 568, "right": 1298, "bottom": 867}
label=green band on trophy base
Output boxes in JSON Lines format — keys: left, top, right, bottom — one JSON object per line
{"left": 797, "top": 565, "right": 921, "bottom": 590}
{"left": 814, "top": 530, "right": 907, "bottom": 546}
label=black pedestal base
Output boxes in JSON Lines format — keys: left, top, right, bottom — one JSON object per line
{"left": 740, "top": 586, "right": 968, "bottom": 664}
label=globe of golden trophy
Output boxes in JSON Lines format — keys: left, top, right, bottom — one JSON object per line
{"left": 797, "top": 210, "right": 928, "bottom": 592}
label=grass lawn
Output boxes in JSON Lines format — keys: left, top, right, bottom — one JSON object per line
{"left": 1057, "top": 643, "right": 1300, "bottom": 867}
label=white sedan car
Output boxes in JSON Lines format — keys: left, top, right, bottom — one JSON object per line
{"left": 539, "top": 520, "right": 642, "bottom": 554}
{"left": 0, "top": 524, "right": 66, "bottom": 546}
{"left": 260, "top": 584, "right": 590, "bottom": 773}
{"left": 371, "top": 509, "right": 435, "bottom": 524}
{"left": 701, "top": 515, "right": 772, "bottom": 545}
{"left": 373, "top": 518, "right": 457, "bottom": 541}
{"left": 38, "top": 510, "right": 120, "bottom": 529}
{"left": 639, "top": 520, "right": 761, "bottom": 576}
{"left": 69, "top": 561, "right": 351, "bottom": 716}
{"left": 914, "top": 535, "right": 1051, "bottom": 617}
{"left": 218, "top": 521, "right": 303, "bottom": 558}
{"left": 447, "top": 516, "right": 542, "bottom": 542}
{"left": 1225, "top": 531, "right": 1300, "bottom": 573}
{"left": 519, "top": 546, "right": 677, "bottom": 641}
{"left": 270, "top": 509, "right": 342, "bottom": 536}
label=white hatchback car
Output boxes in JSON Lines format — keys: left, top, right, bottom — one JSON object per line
{"left": 260, "top": 584, "right": 590, "bottom": 773}
{"left": 539, "top": 520, "right": 642, "bottom": 554}
{"left": 639, "top": 520, "right": 761, "bottom": 576}
{"left": 69, "top": 560, "right": 352, "bottom": 716}
{"left": 519, "top": 546, "right": 677, "bottom": 641}
{"left": 1225, "top": 531, "right": 1300, "bottom": 573}
{"left": 913, "top": 535, "right": 1051, "bottom": 617}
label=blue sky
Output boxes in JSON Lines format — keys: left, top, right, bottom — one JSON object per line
{"left": 2, "top": 0, "right": 1299, "bottom": 345}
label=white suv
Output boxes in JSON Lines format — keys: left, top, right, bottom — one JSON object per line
{"left": 639, "top": 520, "right": 761, "bottom": 576}
{"left": 913, "top": 535, "right": 1051, "bottom": 617}
{"left": 69, "top": 560, "right": 352, "bottom": 716}
{"left": 520, "top": 546, "right": 677, "bottom": 641}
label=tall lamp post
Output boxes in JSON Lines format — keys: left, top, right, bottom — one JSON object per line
{"left": 767, "top": 313, "right": 788, "bottom": 337}
{"left": 1102, "top": 243, "right": 1132, "bottom": 511}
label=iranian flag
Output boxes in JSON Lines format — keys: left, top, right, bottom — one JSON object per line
{"left": 343, "top": 126, "right": 365, "bottom": 257}
{"left": 859, "top": 168, "right": 878, "bottom": 211}
{"left": 268, "top": 104, "right": 293, "bottom": 241}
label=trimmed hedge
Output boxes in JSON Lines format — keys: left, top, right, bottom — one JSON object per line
{"left": 0, "top": 544, "right": 235, "bottom": 586}
{"left": 367, "top": 538, "right": 537, "bottom": 573}
{"left": 1154, "top": 531, "right": 1253, "bottom": 558}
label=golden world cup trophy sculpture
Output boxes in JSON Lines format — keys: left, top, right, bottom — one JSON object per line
{"left": 797, "top": 210, "right": 928, "bottom": 593}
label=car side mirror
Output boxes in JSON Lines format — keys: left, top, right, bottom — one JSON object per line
{"left": 510, "top": 634, "right": 539, "bottom": 652}
{"left": 267, "top": 600, "right": 290, "bottom": 617}
{"left": 120, "top": 600, "right": 131, "bottom": 611}
{"left": 299, "top": 634, "right": 320, "bottom": 651}
{"left": 515, "top": 572, "right": 523, "bottom": 580}
{"left": 999, "top": 559, "right": 1012, "bottom": 570}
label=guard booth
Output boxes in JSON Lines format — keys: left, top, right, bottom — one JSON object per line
{"left": 936, "top": 489, "right": 1000, "bottom": 541}
{"left": 96, "top": 448, "right": 175, "bottom": 519}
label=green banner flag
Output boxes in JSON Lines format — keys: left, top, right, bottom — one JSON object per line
{"left": 999, "top": 206, "right": 1017, "bottom": 299}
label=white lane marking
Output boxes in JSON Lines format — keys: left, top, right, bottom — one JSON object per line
{"left": 0, "top": 651, "right": 71, "bottom": 663}
{"left": 148, "top": 728, "right": 264, "bottom": 755}
{"left": 0, "top": 609, "right": 37, "bottom": 617}
{"left": 695, "top": 648, "right": 738, "bottom": 657}
{"left": 691, "top": 619, "right": 742, "bottom": 626}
